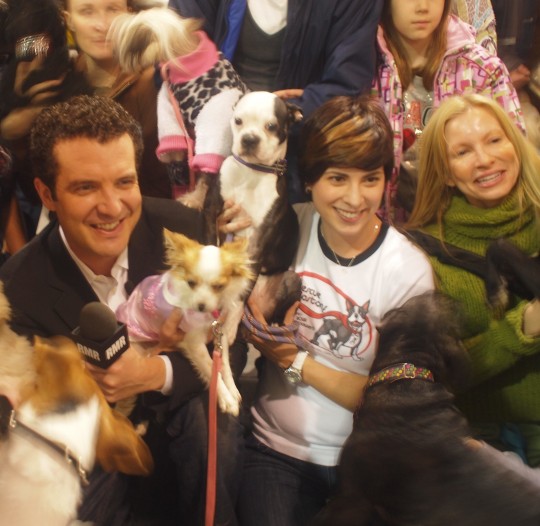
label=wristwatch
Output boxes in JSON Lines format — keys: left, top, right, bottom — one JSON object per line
{"left": 283, "top": 351, "right": 309, "bottom": 385}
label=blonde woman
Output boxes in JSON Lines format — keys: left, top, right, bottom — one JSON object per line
{"left": 407, "top": 93, "right": 540, "bottom": 466}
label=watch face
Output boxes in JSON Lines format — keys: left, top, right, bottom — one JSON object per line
{"left": 284, "top": 367, "right": 302, "bottom": 384}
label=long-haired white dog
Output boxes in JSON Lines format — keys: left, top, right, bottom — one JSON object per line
{"left": 0, "top": 285, "right": 153, "bottom": 526}
{"left": 108, "top": 7, "right": 248, "bottom": 208}
{"left": 116, "top": 229, "right": 253, "bottom": 416}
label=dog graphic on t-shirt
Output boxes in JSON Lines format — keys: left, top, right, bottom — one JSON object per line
{"left": 310, "top": 300, "right": 370, "bottom": 360}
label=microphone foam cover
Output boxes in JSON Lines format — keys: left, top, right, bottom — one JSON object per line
{"left": 79, "top": 302, "right": 119, "bottom": 342}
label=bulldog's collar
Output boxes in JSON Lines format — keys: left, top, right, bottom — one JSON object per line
{"left": 367, "top": 363, "right": 434, "bottom": 388}
{"left": 232, "top": 155, "right": 287, "bottom": 177}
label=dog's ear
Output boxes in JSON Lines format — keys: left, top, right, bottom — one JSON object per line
{"left": 426, "top": 293, "right": 472, "bottom": 392}
{"left": 96, "top": 397, "right": 154, "bottom": 476}
{"left": 221, "top": 237, "right": 255, "bottom": 280}
{"left": 285, "top": 102, "right": 303, "bottom": 125}
{"left": 163, "top": 228, "right": 190, "bottom": 258}
{"left": 436, "top": 334, "right": 472, "bottom": 393}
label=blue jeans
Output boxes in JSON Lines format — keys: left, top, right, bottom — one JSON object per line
{"left": 168, "top": 394, "right": 245, "bottom": 525}
{"left": 237, "top": 435, "right": 338, "bottom": 526}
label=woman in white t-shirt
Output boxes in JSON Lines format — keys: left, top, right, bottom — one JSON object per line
{"left": 237, "top": 95, "right": 435, "bottom": 525}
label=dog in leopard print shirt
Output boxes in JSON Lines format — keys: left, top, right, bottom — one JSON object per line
{"left": 108, "top": 7, "right": 248, "bottom": 205}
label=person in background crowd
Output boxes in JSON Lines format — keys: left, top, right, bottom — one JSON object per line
{"left": 492, "top": 0, "right": 540, "bottom": 149}
{"left": 407, "top": 93, "right": 540, "bottom": 467}
{"left": 168, "top": 0, "right": 383, "bottom": 203}
{"left": 374, "top": 0, "right": 524, "bottom": 223}
{"left": 0, "top": 145, "right": 25, "bottom": 261}
{"left": 452, "top": 0, "right": 497, "bottom": 54}
{"left": 0, "top": 0, "right": 171, "bottom": 241}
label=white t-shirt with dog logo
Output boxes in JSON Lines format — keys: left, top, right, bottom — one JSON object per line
{"left": 250, "top": 203, "right": 434, "bottom": 466}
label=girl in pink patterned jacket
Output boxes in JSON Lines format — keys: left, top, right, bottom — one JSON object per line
{"left": 373, "top": 0, "right": 525, "bottom": 223}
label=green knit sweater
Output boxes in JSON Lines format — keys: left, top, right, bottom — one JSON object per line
{"left": 423, "top": 192, "right": 540, "bottom": 423}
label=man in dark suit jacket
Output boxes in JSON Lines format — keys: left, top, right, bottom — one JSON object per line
{"left": 0, "top": 95, "right": 245, "bottom": 525}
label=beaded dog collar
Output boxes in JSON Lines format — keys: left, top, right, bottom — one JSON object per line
{"left": 367, "top": 362, "right": 434, "bottom": 388}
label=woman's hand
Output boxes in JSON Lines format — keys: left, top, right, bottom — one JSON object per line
{"left": 245, "top": 296, "right": 367, "bottom": 410}
{"left": 523, "top": 299, "right": 540, "bottom": 337}
{"left": 243, "top": 297, "right": 300, "bottom": 369}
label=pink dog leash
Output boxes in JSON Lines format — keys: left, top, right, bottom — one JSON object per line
{"left": 206, "top": 319, "right": 223, "bottom": 526}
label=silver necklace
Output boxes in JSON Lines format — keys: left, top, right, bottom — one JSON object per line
{"left": 321, "top": 222, "right": 380, "bottom": 267}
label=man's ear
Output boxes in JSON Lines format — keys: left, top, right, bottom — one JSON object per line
{"left": 34, "top": 178, "right": 57, "bottom": 211}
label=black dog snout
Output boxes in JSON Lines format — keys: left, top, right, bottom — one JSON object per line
{"left": 241, "top": 134, "right": 260, "bottom": 150}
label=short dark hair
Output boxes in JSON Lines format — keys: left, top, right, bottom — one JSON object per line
{"left": 298, "top": 95, "right": 394, "bottom": 189}
{"left": 30, "top": 95, "right": 143, "bottom": 193}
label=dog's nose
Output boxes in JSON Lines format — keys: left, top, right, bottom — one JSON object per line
{"left": 241, "top": 134, "right": 260, "bottom": 150}
{"left": 197, "top": 303, "right": 206, "bottom": 312}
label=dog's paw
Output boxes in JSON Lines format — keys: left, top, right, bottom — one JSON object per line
{"left": 217, "top": 383, "right": 241, "bottom": 416}
{"left": 218, "top": 396, "right": 240, "bottom": 416}
{"left": 177, "top": 177, "right": 209, "bottom": 210}
{"left": 178, "top": 192, "right": 204, "bottom": 210}
{"left": 228, "top": 382, "right": 242, "bottom": 404}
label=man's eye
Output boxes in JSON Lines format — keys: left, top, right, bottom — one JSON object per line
{"left": 118, "top": 178, "right": 137, "bottom": 188}
{"left": 74, "top": 184, "right": 95, "bottom": 194}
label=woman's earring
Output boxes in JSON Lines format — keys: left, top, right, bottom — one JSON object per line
{"left": 305, "top": 186, "right": 312, "bottom": 194}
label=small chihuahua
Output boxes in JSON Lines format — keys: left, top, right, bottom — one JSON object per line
{"left": 116, "top": 229, "right": 253, "bottom": 415}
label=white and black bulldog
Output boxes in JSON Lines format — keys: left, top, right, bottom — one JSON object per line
{"left": 204, "top": 91, "right": 303, "bottom": 326}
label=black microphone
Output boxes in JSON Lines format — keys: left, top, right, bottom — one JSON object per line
{"left": 72, "top": 302, "right": 130, "bottom": 368}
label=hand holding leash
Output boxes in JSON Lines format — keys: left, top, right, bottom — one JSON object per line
{"left": 243, "top": 297, "right": 301, "bottom": 369}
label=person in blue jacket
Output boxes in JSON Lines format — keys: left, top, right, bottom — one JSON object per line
{"left": 168, "top": 0, "right": 383, "bottom": 202}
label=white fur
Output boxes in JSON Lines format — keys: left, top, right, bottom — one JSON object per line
{"left": 231, "top": 91, "right": 289, "bottom": 166}
{"left": 0, "top": 283, "right": 151, "bottom": 525}
{"left": 0, "top": 284, "right": 97, "bottom": 525}
{"left": 220, "top": 157, "right": 279, "bottom": 236}
{"left": 160, "top": 243, "right": 251, "bottom": 416}
{"left": 0, "top": 397, "right": 100, "bottom": 526}
{"left": 0, "top": 285, "right": 33, "bottom": 407}
{"left": 220, "top": 91, "right": 292, "bottom": 235}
